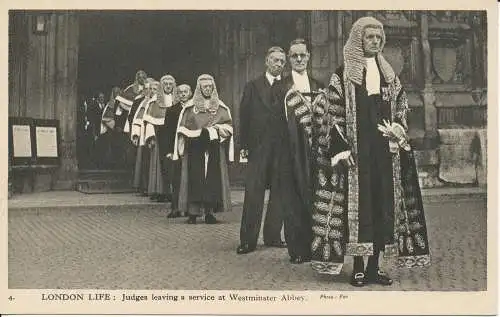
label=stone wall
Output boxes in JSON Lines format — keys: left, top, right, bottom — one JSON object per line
{"left": 307, "top": 10, "right": 487, "bottom": 188}
{"left": 9, "top": 11, "right": 79, "bottom": 193}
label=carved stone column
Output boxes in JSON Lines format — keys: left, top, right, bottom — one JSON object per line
{"left": 420, "top": 12, "right": 438, "bottom": 147}
{"left": 53, "top": 12, "right": 79, "bottom": 190}
{"left": 470, "top": 11, "right": 487, "bottom": 105}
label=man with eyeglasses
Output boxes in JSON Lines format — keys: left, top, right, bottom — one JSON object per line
{"left": 237, "top": 46, "right": 288, "bottom": 255}
{"left": 271, "top": 39, "right": 325, "bottom": 265}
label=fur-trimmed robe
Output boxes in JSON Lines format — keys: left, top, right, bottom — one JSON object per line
{"left": 172, "top": 99, "right": 234, "bottom": 214}
{"left": 286, "top": 64, "right": 431, "bottom": 275}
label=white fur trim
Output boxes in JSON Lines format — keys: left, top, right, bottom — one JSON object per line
{"left": 218, "top": 101, "right": 234, "bottom": 162}
{"left": 131, "top": 123, "right": 141, "bottom": 140}
{"left": 172, "top": 101, "right": 192, "bottom": 161}
{"left": 144, "top": 122, "right": 156, "bottom": 142}
{"left": 142, "top": 113, "right": 165, "bottom": 126}
{"left": 206, "top": 127, "right": 219, "bottom": 141}
{"left": 116, "top": 95, "right": 133, "bottom": 107}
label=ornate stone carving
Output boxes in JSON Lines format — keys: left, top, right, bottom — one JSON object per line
{"left": 383, "top": 45, "right": 405, "bottom": 76}
{"left": 430, "top": 37, "right": 471, "bottom": 87}
{"left": 431, "top": 44, "right": 457, "bottom": 83}
{"left": 471, "top": 88, "right": 487, "bottom": 106}
{"left": 311, "top": 20, "right": 329, "bottom": 45}
{"left": 312, "top": 45, "right": 329, "bottom": 68}
{"left": 384, "top": 41, "right": 413, "bottom": 86}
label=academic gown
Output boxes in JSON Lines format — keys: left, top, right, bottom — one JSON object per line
{"left": 131, "top": 97, "right": 151, "bottom": 194}
{"left": 272, "top": 73, "right": 324, "bottom": 259}
{"left": 143, "top": 95, "right": 169, "bottom": 197}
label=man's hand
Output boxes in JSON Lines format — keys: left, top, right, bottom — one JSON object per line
{"left": 377, "top": 120, "right": 411, "bottom": 152}
{"left": 331, "top": 150, "right": 354, "bottom": 167}
{"left": 240, "top": 149, "right": 249, "bottom": 159}
{"left": 132, "top": 136, "right": 139, "bottom": 146}
{"left": 148, "top": 138, "right": 156, "bottom": 148}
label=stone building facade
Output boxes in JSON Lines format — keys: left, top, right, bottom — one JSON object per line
{"left": 8, "top": 10, "right": 487, "bottom": 194}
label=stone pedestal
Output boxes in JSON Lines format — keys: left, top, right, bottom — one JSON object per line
{"left": 438, "top": 129, "right": 479, "bottom": 184}
{"left": 414, "top": 149, "right": 443, "bottom": 188}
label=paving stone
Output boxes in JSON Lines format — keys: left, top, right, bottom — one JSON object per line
{"left": 8, "top": 197, "right": 487, "bottom": 291}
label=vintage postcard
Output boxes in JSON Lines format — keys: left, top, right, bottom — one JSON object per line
{"left": 0, "top": 0, "right": 497, "bottom": 315}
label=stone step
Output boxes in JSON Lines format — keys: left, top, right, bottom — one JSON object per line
{"left": 78, "top": 169, "right": 133, "bottom": 181}
{"left": 76, "top": 179, "right": 135, "bottom": 194}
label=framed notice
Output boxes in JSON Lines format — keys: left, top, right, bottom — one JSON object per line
{"left": 33, "top": 118, "right": 60, "bottom": 166}
{"left": 8, "top": 117, "right": 36, "bottom": 166}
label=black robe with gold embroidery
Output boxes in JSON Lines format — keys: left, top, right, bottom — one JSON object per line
{"left": 286, "top": 65, "right": 431, "bottom": 275}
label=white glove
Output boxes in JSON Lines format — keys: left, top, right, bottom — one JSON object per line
{"left": 331, "top": 150, "right": 354, "bottom": 167}
{"left": 377, "top": 119, "right": 411, "bottom": 152}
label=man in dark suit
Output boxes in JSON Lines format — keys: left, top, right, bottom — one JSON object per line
{"left": 271, "top": 38, "right": 325, "bottom": 264}
{"left": 237, "top": 46, "right": 288, "bottom": 255}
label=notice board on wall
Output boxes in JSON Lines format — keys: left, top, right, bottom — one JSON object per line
{"left": 9, "top": 117, "right": 61, "bottom": 167}
{"left": 9, "top": 117, "right": 36, "bottom": 166}
{"left": 33, "top": 119, "right": 60, "bottom": 166}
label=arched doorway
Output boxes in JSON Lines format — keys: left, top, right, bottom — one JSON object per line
{"left": 76, "top": 11, "right": 219, "bottom": 171}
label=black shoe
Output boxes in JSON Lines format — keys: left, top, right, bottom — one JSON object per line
{"left": 366, "top": 269, "right": 393, "bottom": 286}
{"left": 236, "top": 244, "right": 255, "bottom": 255}
{"left": 186, "top": 216, "right": 197, "bottom": 224}
{"left": 289, "top": 255, "right": 311, "bottom": 264}
{"left": 264, "top": 241, "right": 287, "bottom": 248}
{"left": 205, "top": 214, "right": 217, "bottom": 224}
{"left": 350, "top": 272, "right": 367, "bottom": 287}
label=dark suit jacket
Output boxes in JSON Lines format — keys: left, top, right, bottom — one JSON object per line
{"left": 87, "top": 101, "right": 105, "bottom": 137}
{"left": 239, "top": 74, "right": 288, "bottom": 154}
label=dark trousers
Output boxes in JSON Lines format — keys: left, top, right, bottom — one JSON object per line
{"left": 240, "top": 141, "right": 286, "bottom": 248}
{"left": 163, "top": 157, "right": 181, "bottom": 210}
{"left": 281, "top": 146, "right": 312, "bottom": 259}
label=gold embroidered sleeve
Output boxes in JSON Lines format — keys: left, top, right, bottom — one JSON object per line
{"left": 314, "top": 72, "right": 350, "bottom": 158}
{"left": 285, "top": 89, "right": 313, "bottom": 135}
{"left": 394, "top": 77, "right": 410, "bottom": 131}
{"left": 325, "top": 74, "right": 348, "bottom": 143}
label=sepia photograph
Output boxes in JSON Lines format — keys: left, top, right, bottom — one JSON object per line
{"left": 2, "top": 2, "right": 497, "bottom": 315}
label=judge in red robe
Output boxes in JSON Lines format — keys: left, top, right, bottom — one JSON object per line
{"left": 143, "top": 77, "right": 177, "bottom": 202}
{"left": 173, "top": 74, "right": 234, "bottom": 224}
{"left": 131, "top": 80, "right": 154, "bottom": 196}
{"left": 115, "top": 70, "right": 147, "bottom": 134}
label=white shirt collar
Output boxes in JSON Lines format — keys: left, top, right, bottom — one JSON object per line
{"left": 291, "top": 70, "right": 310, "bottom": 93}
{"left": 265, "top": 72, "right": 281, "bottom": 86}
{"left": 164, "top": 94, "right": 173, "bottom": 107}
